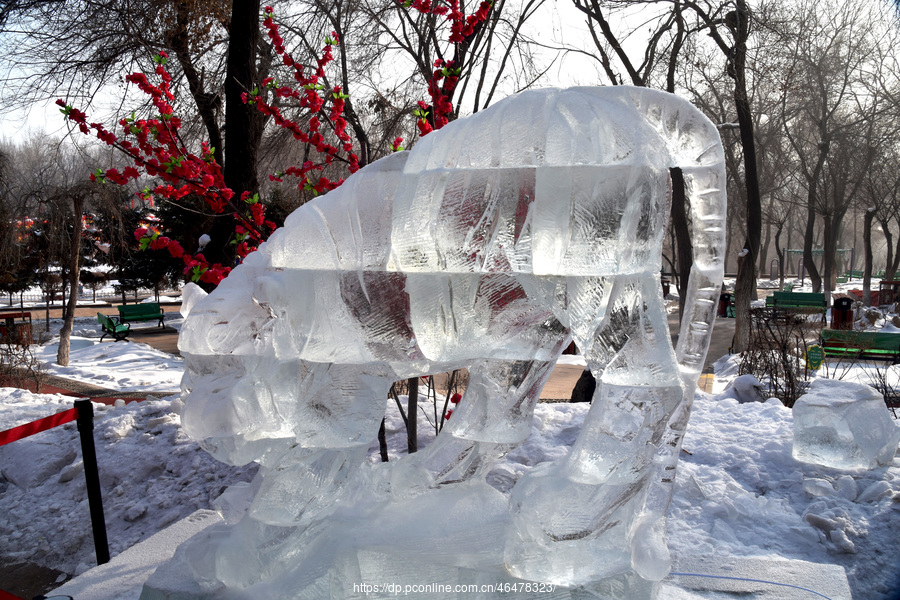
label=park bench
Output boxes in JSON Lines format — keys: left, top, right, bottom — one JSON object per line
{"left": 765, "top": 291, "right": 827, "bottom": 321}
{"left": 97, "top": 312, "right": 130, "bottom": 342}
{"left": 117, "top": 302, "right": 165, "bottom": 328}
{"left": 820, "top": 329, "right": 900, "bottom": 364}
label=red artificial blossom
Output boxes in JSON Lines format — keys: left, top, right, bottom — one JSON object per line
{"left": 57, "top": 49, "right": 331, "bottom": 286}
{"left": 444, "top": 392, "right": 462, "bottom": 420}
{"left": 400, "top": 0, "right": 493, "bottom": 136}
{"left": 60, "top": 2, "right": 487, "bottom": 286}
{"left": 242, "top": 7, "right": 360, "bottom": 195}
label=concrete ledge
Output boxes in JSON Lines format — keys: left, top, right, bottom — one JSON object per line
{"left": 662, "top": 556, "right": 852, "bottom": 599}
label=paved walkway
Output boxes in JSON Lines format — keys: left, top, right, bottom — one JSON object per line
{"left": 542, "top": 312, "right": 736, "bottom": 399}
{"left": 27, "top": 374, "right": 151, "bottom": 405}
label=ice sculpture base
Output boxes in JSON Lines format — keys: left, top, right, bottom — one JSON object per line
{"left": 141, "top": 538, "right": 657, "bottom": 600}
{"left": 49, "top": 509, "right": 850, "bottom": 600}
{"left": 141, "top": 482, "right": 658, "bottom": 599}
{"left": 664, "top": 556, "right": 852, "bottom": 600}
{"left": 131, "top": 514, "right": 850, "bottom": 600}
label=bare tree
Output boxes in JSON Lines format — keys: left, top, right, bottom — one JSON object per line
{"left": 773, "top": 0, "right": 899, "bottom": 297}
{"left": 0, "top": 0, "right": 229, "bottom": 123}
{"left": 3, "top": 132, "right": 125, "bottom": 363}
{"left": 560, "top": 0, "right": 699, "bottom": 323}
{"left": 860, "top": 143, "right": 900, "bottom": 303}
{"left": 674, "top": 0, "right": 759, "bottom": 352}
{"left": 350, "top": 0, "right": 551, "bottom": 128}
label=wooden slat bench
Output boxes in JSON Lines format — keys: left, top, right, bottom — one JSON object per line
{"left": 117, "top": 302, "right": 165, "bottom": 328}
{"left": 765, "top": 291, "right": 827, "bottom": 321}
{"left": 97, "top": 312, "right": 130, "bottom": 342}
{"left": 820, "top": 329, "right": 900, "bottom": 364}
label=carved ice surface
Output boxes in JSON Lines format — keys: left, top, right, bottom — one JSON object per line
{"left": 793, "top": 378, "right": 900, "bottom": 470}
{"left": 157, "top": 86, "right": 726, "bottom": 598}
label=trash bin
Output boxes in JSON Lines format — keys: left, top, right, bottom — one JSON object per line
{"left": 718, "top": 293, "right": 732, "bottom": 317}
{"left": 0, "top": 312, "right": 33, "bottom": 345}
{"left": 831, "top": 297, "right": 854, "bottom": 330}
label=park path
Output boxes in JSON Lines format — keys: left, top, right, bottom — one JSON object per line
{"left": 540, "top": 311, "right": 737, "bottom": 399}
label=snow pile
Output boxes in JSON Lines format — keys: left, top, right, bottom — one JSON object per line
{"left": 0, "top": 389, "right": 257, "bottom": 576}
{"left": 669, "top": 393, "right": 900, "bottom": 599}
{"left": 34, "top": 337, "right": 183, "bottom": 392}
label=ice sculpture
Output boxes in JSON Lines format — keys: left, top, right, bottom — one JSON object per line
{"left": 793, "top": 378, "right": 900, "bottom": 470}
{"left": 158, "top": 86, "right": 726, "bottom": 598}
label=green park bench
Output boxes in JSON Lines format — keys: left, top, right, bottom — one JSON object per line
{"left": 97, "top": 312, "right": 130, "bottom": 342}
{"left": 820, "top": 329, "right": 900, "bottom": 364}
{"left": 117, "top": 302, "right": 166, "bottom": 328}
{"left": 765, "top": 291, "right": 827, "bottom": 321}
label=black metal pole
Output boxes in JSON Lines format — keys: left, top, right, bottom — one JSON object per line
{"left": 407, "top": 377, "right": 418, "bottom": 454}
{"left": 75, "top": 399, "right": 110, "bottom": 565}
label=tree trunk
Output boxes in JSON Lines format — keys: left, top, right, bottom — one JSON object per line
{"left": 887, "top": 216, "right": 900, "bottom": 282}
{"left": 728, "top": 0, "right": 762, "bottom": 354}
{"left": 863, "top": 208, "right": 875, "bottom": 306}
{"left": 733, "top": 251, "right": 755, "bottom": 352}
{"left": 60, "top": 264, "right": 68, "bottom": 320}
{"left": 803, "top": 197, "right": 821, "bottom": 292}
{"left": 775, "top": 223, "right": 784, "bottom": 288}
{"left": 58, "top": 195, "right": 85, "bottom": 366}
{"left": 724, "top": 217, "right": 734, "bottom": 275}
{"left": 824, "top": 205, "right": 851, "bottom": 298}
{"left": 759, "top": 219, "right": 771, "bottom": 277}
{"left": 822, "top": 213, "right": 835, "bottom": 299}
{"left": 880, "top": 217, "right": 893, "bottom": 280}
{"left": 670, "top": 167, "right": 691, "bottom": 322}
{"left": 209, "top": 0, "right": 262, "bottom": 269}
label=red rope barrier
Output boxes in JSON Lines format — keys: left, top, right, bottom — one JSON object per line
{"left": 0, "top": 408, "right": 77, "bottom": 446}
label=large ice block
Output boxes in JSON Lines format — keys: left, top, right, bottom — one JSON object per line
{"left": 793, "top": 378, "right": 900, "bottom": 470}
{"left": 156, "top": 86, "right": 727, "bottom": 598}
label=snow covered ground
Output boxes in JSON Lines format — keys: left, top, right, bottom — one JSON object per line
{"left": 1, "top": 292, "right": 899, "bottom": 599}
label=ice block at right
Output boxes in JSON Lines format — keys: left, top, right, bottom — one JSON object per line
{"left": 793, "top": 378, "right": 900, "bottom": 470}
